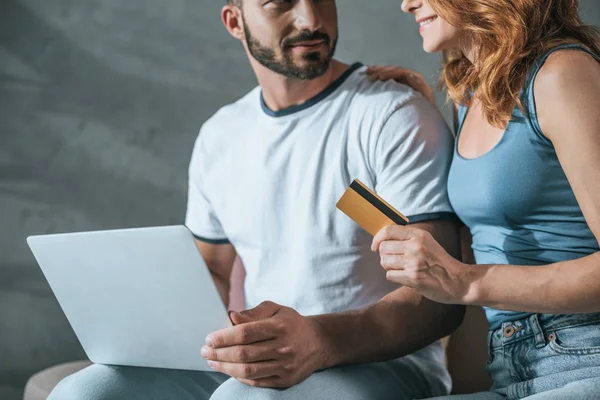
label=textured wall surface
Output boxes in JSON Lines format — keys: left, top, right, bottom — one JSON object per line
{"left": 1, "top": 1, "right": 598, "bottom": 398}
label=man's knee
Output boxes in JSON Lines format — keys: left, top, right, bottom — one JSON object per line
{"left": 210, "top": 371, "right": 372, "bottom": 400}
{"left": 210, "top": 378, "right": 273, "bottom": 400}
{"left": 211, "top": 378, "right": 319, "bottom": 400}
{"left": 47, "top": 364, "right": 128, "bottom": 400}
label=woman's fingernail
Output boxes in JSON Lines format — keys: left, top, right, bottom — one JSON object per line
{"left": 408, "top": 73, "right": 416, "bottom": 80}
{"left": 201, "top": 346, "right": 209, "bottom": 358}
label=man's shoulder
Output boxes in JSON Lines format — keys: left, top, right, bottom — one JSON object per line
{"left": 190, "top": 87, "right": 260, "bottom": 163}
{"left": 201, "top": 86, "right": 261, "bottom": 136}
{"left": 347, "top": 69, "right": 438, "bottom": 120}
{"left": 342, "top": 69, "right": 445, "bottom": 140}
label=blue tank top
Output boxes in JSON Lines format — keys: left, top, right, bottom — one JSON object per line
{"left": 447, "top": 44, "right": 600, "bottom": 330}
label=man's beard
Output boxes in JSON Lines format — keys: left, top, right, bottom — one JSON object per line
{"left": 243, "top": 19, "right": 338, "bottom": 80}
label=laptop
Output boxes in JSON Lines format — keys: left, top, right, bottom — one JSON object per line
{"left": 27, "top": 225, "right": 231, "bottom": 371}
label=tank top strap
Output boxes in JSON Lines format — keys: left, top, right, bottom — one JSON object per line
{"left": 455, "top": 103, "right": 468, "bottom": 139}
{"left": 523, "top": 44, "right": 600, "bottom": 143}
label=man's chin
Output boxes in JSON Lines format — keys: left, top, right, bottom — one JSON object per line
{"left": 292, "top": 54, "right": 330, "bottom": 70}
{"left": 263, "top": 52, "right": 332, "bottom": 80}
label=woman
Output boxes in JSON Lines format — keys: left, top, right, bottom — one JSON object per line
{"left": 368, "top": 0, "right": 600, "bottom": 398}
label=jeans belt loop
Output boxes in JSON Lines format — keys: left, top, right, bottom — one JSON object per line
{"left": 530, "top": 314, "right": 546, "bottom": 348}
{"left": 487, "top": 330, "right": 494, "bottom": 360}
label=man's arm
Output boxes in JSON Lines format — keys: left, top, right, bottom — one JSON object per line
{"left": 194, "top": 239, "right": 237, "bottom": 308}
{"left": 202, "top": 220, "right": 465, "bottom": 388}
{"left": 312, "top": 220, "right": 465, "bottom": 368}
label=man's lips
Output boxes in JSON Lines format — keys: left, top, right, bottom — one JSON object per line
{"left": 289, "top": 40, "right": 326, "bottom": 48}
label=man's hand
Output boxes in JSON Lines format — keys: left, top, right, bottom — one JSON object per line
{"left": 201, "top": 301, "right": 324, "bottom": 388}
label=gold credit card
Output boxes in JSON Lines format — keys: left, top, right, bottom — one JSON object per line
{"left": 336, "top": 179, "right": 409, "bottom": 236}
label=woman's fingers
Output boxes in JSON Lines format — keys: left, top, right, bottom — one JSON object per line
{"left": 379, "top": 67, "right": 414, "bottom": 81}
{"left": 374, "top": 65, "right": 409, "bottom": 81}
{"left": 372, "top": 225, "right": 413, "bottom": 251}
{"left": 365, "top": 65, "right": 391, "bottom": 74}
{"left": 378, "top": 240, "right": 410, "bottom": 255}
{"left": 385, "top": 270, "right": 415, "bottom": 286}
{"left": 367, "top": 66, "right": 395, "bottom": 81}
{"left": 365, "top": 66, "right": 436, "bottom": 104}
{"left": 366, "top": 65, "right": 425, "bottom": 83}
{"left": 380, "top": 254, "right": 406, "bottom": 271}
{"left": 367, "top": 65, "right": 413, "bottom": 82}
{"left": 380, "top": 252, "right": 427, "bottom": 271}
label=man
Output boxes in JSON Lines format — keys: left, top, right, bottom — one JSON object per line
{"left": 48, "top": 0, "right": 464, "bottom": 399}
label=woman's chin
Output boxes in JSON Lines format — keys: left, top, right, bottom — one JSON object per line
{"left": 422, "top": 42, "right": 439, "bottom": 54}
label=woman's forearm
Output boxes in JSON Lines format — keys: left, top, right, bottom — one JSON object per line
{"left": 466, "top": 252, "right": 600, "bottom": 314}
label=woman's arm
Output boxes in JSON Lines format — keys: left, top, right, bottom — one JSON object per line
{"left": 372, "top": 50, "right": 600, "bottom": 314}
{"left": 468, "top": 50, "right": 600, "bottom": 313}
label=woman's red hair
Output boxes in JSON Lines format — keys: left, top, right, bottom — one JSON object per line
{"left": 430, "top": 0, "right": 600, "bottom": 128}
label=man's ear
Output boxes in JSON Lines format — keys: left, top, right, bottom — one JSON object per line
{"left": 221, "top": 5, "right": 245, "bottom": 41}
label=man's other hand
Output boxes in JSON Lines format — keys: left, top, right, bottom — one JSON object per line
{"left": 201, "top": 301, "right": 324, "bottom": 388}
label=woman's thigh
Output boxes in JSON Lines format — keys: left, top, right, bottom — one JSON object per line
{"left": 521, "top": 376, "right": 600, "bottom": 400}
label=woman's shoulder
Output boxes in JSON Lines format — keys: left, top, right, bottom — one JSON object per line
{"left": 535, "top": 48, "right": 600, "bottom": 92}
{"left": 533, "top": 47, "right": 600, "bottom": 141}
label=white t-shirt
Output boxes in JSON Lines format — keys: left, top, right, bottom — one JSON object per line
{"left": 186, "top": 63, "right": 455, "bottom": 316}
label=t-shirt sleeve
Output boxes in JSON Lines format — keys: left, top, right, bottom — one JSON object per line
{"left": 184, "top": 136, "right": 230, "bottom": 244}
{"left": 373, "top": 96, "right": 456, "bottom": 224}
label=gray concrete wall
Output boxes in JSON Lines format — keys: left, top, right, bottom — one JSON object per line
{"left": 1, "top": 1, "right": 599, "bottom": 398}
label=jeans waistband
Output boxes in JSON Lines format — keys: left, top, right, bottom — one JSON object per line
{"left": 489, "top": 313, "right": 600, "bottom": 350}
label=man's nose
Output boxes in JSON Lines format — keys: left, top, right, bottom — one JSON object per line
{"left": 401, "top": 0, "right": 423, "bottom": 14}
{"left": 293, "top": 0, "right": 323, "bottom": 32}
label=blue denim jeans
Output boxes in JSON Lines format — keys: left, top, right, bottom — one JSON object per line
{"left": 431, "top": 313, "right": 600, "bottom": 400}
{"left": 47, "top": 345, "right": 451, "bottom": 400}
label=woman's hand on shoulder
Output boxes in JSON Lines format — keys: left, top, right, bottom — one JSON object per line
{"left": 365, "top": 65, "right": 436, "bottom": 105}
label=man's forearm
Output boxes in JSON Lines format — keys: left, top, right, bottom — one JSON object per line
{"left": 309, "top": 287, "right": 465, "bottom": 369}
{"left": 212, "top": 272, "right": 231, "bottom": 308}
{"left": 194, "top": 240, "right": 236, "bottom": 309}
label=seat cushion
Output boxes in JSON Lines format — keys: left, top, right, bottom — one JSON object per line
{"left": 23, "top": 361, "right": 92, "bottom": 400}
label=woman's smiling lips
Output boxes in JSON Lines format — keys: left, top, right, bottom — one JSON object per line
{"left": 417, "top": 15, "right": 438, "bottom": 33}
